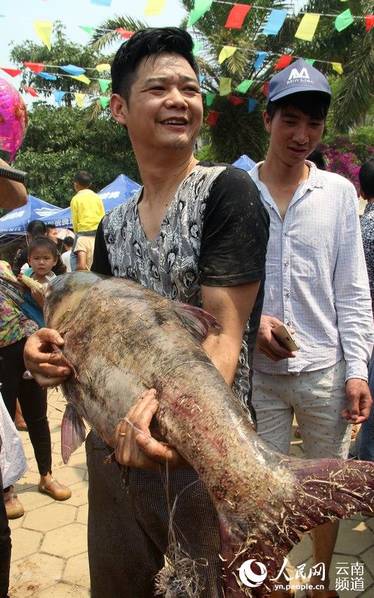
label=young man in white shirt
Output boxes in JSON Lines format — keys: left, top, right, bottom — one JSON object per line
{"left": 250, "top": 58, "right": 373, "bottom": 598}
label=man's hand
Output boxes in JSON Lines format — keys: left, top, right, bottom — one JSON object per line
{"left": 342, "top": 378, "right": 372, "bottom": 423}
{"left": 256, "top": 315, "right": 296, "bottom": 361}
{"left": 113, "top": 389, "right": 186, "bottom": 470}
{"left": 24, "top": 328, "right": 71, "bottom": 387}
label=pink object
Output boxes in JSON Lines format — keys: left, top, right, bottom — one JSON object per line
{"left": 0, "top": 77, "right": 28, "bottom": 161}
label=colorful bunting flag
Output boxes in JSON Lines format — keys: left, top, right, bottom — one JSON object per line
{"left": 60, "top": 65, "right": 86, "bottom": 76}
{"left": 365, "top": 15, "right": 374, "bottom": 32}
{"left": 262, "top": 81, "right": 269, "bottom": 97}
{"left": 295, "top": 13, "right": 320, "bottom": 41}
{"left": 53, "top": 90, "right": 65, "bottom": 105}
{"left": 71, "top": 75, "right": 91, "bottom": 85}
{"left": 206, "top": 110, "right": 219, "bottom": 126}
{"left": 38, "top": 72, "right": 57, "bottom": 81}
{"left": 1, "top": 68, "right": 22, "bottom": 77}
{"left": 219, "top": 78, "right": 231, "bottom": 96}
{"left": 99, "top": 96, "right": 110, "bottom": 109}
{"left": 79, "top": 26, "right": 95, "bottom": 35}
{"left": 33, "top": 20, "right": 53, "bottom": 50}
{"left": 116, "top": 28, "right": 134, "bottom": 39}
{"left": 218, "top": 46, "right": 237, "bottom": 64}
{"left": 228, "top": 95, "right": 245, "bottom": 106}
{"left": 247, "top": 98, "right": 257, "bottom": 113}
{"left": 305, "top": 58, "right": 316, "bottom": 65}
{"left": 274, "top": 55, "right": 293, "bottom": 70}
{"left": 235, "top": 79, "right": 253, "bottom": 93}
{"left": 205, "top": 92, "right": 215, "bottom": 106}
{"left": 187, "top": 0, "right": 213, "bottom": 27}
{"left": 99, "top": 79, "right": 111, "bottom": 93}
{"left": 145, "top": 0, "right": 165, "bottom": 16}
{"left": 74, "top": 93, "right": 86, "bottom": 107}
{"left": 23, "top": 86, "right": 38, "bottom": 97}
{"left": 335, "top": 9, "right": 354, "bottom": 32}
{"left": 262, "top": 9, "right": 287, "bottom": 36}
{"left": 224, "top": 4, "right": 251, "bottom": 29}
{"left": 254, "top": 51, "right": 268, "bottom": 71}
{"left": 332, "top": 62, "right": 343, "bottom": 74}
{"left": 24, "top": 62, "right": 45, "bottom": 73}
{"left": 96, "top": 63, "right": 111, "bottom": 72}
{"left": 91, "top": 0, "right": 112, "bottom": 5}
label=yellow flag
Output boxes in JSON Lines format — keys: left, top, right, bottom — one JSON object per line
{"left": 74, "top": 93, "right": 86, "bottom": 108}
{"left": 218, "top": 46, "right": 237, "bottom": 64}
{"left": 33, "top": 20, "right": 53, "bottom": 50}
{"left": 96, "top": 63, "right": 111, "bottom": 72}
{"left": 332, "top": 62, "right": 343, "bottom": 75}
{"left": 144, "top": 0, "right": 166, "bottom": 16}
{"left": 295, "top": 13, "right": 320, "bottom": 42}
{"left": 71, "top": 75, "right": 91, "bottom": 85}
{"left": 219, "top": 78, "right": 231, "bottom": 96}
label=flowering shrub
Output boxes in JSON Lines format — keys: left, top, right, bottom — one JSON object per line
{"left": 320, "top": 135, "right": 374, "bottom": 191}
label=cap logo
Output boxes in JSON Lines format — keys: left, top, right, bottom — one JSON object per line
{"left": 287, "top": 67, "right": 310, "bottom": 83}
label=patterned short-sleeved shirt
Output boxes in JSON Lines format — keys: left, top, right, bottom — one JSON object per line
{"left": 361, "top": 202, "right": 374, "bottom": 307}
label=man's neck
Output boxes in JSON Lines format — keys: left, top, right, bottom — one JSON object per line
{"left": 260, "top": 154, "right": 309, "bottom": 189}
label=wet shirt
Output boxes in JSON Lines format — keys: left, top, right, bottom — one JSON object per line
{"left": 92, "top": 163, "right": 269, "bottom": 413}
{"left": 0, "top": 261, "right": 38, "bottom": 348}
{"left": 360, "top": 202, "right": 374, "bottom": 307}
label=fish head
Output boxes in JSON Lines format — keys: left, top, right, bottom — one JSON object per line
{"left": 44, "top": 271, "right": 104, "bottom": 330}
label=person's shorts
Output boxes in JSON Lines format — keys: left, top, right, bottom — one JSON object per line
{"left": 252, "top": 360, "right": 352, "bottom": 459}
{"left": 74, "top": 235, "right": 95, "bottom": 270}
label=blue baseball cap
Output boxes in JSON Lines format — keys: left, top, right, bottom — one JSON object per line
{"left": 268, "top": 58, "right": 331, "bottom": 102}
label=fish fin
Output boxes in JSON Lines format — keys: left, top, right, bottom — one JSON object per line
{"left": 219, "top": 456, "right": 374, "bottom": 596}
{"left": 174, "top": 303, "right": 221, "bottom": 342}
{"left": 61, "top": 403, "right": 86, "bottom": 464}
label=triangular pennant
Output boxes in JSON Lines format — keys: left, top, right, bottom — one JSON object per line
{"left": 71, "top": 75, "right": 91, "bottom": 85}
{"left": 33, "top": 20, "right": 53, "bottom": 50}
{"left": 247, "top": 98, "right": 257, "bottom": 113}
{"left": 206, "top": 110, "right": 219, "bottom": 126}
{"left": 144, "top": 0, "right": 165, "bottom": 15}
{"left": 205, "top": 92, "right": 215, "bottom": 107}
{"left": 116, "top": 28, "right": 134, "bottom": 39}
{"left": 53, "top": 90, "right": 65, "bottom": 105}
{"left": 187, "top": 0, "right": 213, "bottom": 27}
{"left": 79, "top": 26, "right": 95, "bottom": 35}
{"left": 99, "top": 79, "right": 111, "bottom": 93}
{"left": 74, "top": 93, "right": 86, "bottom": 108}
{"left": 228, "top": 95, "right": 245, "bottom": 106}
{"left": 254, "top": 51, "right": 268, "bottom": 71}
{"left": 365, "top": 15, "right": 374, "bottom": 32}
{"left": 1, "top": 68, "right": 22, "bottom": 77}
{"left": 274, "top": 55, "right": 293, "bottom": 70}
{"left": 295, "top": 13, "right": 320, "bottom": 41}
{"left": 23, "top": 86, "right": 38, "bottom": 97}
{"left": 262, "top": 9, "right": 287, "bottom": 36}
{"left": 24, "top": 61, "right": 45, "bottom": 73}
{"left": 332, "top": 62, "right": 343, "bottom": 74}
{"left": 225, "top": 4, "right": 251, "bottom": 29}
{"left": 219, "top": 78, "right": 231, "bottom": 96}
{"left": 96, "top": 63, "right": 111, "bottom": 72}
{"left": 335, "top": 9, "right": 354, "bottom": 32}
{"left": 37, "top": 72, "right": 57, "bottom": 81}
{"left": 60, "top": 65, "right": 86, "bottom": 76}
{"left": 99, "top": 96, "right": 110, "bottom": 109}
{"left": 218, "top": 46, "right": 237, "bottom": 64}
{"left": 235, "top": 79, "right": 253, "bottom": 94}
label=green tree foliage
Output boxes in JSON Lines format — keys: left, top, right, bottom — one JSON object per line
{"left": 13, "top": 104, "right": 139, "bottom": 206}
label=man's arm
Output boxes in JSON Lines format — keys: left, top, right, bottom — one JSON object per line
{"left": 70, "top": 195, "right": 78, "bottom": 234}
{"left": 75, "top": 250, "right": 88, "bottom": 271}
{"left": 0, "top": 159, "right": 27, "bottom": 209}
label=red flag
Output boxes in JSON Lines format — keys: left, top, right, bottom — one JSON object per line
{"left": 228, "top": 95, "right": 245, "bottom": 106}
{"left": 23, "top": 86, "right": 39, "bottom": 97}
{"left": 262, "top": 81, "right": 269, "bottom": 97}
{"left": 23, "top": 62, "right": 45, "bottom": 73}
{"left": 1, "top": 68, "right": 22, "bottom": 77}
{"left": 274, "top": 55, "right": 293, "bottom": 70}
{"left": 365, "top": 15, "right": 374, "bottom": 32}
{"left": 206, "top": 111, "right": 219, "bottom": 126}
{"left": 225, "top": 4, "right": 251, "bottom": 29}
{"left": 116, "top": 28, "right": 134, "bottom": 39}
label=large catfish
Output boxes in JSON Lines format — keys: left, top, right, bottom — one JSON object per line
{"left": 45, "top": 272, "right": 374, "bottom": 597}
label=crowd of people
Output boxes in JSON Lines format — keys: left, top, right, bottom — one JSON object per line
{"left": 0, "top": 26, "right": 373, "bottom": 598}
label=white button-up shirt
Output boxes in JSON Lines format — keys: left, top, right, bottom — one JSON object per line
{"left": 250, "top": 161, "right": 373, "bottom": 381}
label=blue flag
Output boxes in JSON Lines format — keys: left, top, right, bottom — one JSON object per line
{"left": 262, "top": 9, "right": 287, "bottom": 36}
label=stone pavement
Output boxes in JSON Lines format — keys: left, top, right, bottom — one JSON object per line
{"left": 8, "top": 389, "right": 374, "bottom": 598}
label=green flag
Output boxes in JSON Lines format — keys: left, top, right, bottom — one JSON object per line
{"left": 305, "top": 58, "right": 316, "bottom": 65}
{"left": 235, "top": 79, "right": 253, "bottom": 94}
{"left": 99, "top": 97, "right": 110, "bottom": 109}
{"left": 99, "top": 79, "right": 111, "bottom": 93}
{"left": 205, "top": 92, "right": 216, "bottom": 107}
{"left": 79, "top": 25, "right": 95, "bottom": 35}
{"left": 335, "top": 9, "right": 354, "bottom": 32}
{"left": 187, "top": 0, "right": 213, "bottom": 27}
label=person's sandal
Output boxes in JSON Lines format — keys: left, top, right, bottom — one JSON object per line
{"left": 3, "top": 486, "right": 24, "bottom": 519}
{"left": 38, "top": 478, "right": 71, "bottom": 501}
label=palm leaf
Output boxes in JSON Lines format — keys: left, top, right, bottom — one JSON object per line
{"left": 90, "top": 16, "right": 149, "bottom": 52}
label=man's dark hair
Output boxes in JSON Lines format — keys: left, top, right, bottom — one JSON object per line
{"left": 111, "top": 27, "right": 199, "bottom": 102}
{"left": 74, "top": 171, "right": 93, "bottom": 188}
{"left": 63, "top": 236, "right": 74, "bottom": 248}
{"left": 26, "top": 220, "right": 46, "bottom": 237}
{"left": 359, "top": 159, "right": 374, "bottom": 199}
{"left": 266, "top": 91, "right": 331, "bottom": 121}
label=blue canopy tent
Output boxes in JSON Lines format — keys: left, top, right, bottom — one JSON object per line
{"left": 232, "top": 154, "right": 256, "bottom": 172}
{"left": 0, "top": 195, "right": 64, "bottom": 235}
{"left": 99, "top": 174, "right": 141, "bottom": 211}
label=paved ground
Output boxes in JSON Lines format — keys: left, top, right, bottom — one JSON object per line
{"left": 8, "top": 388, "right": 374, "bottom": 597}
